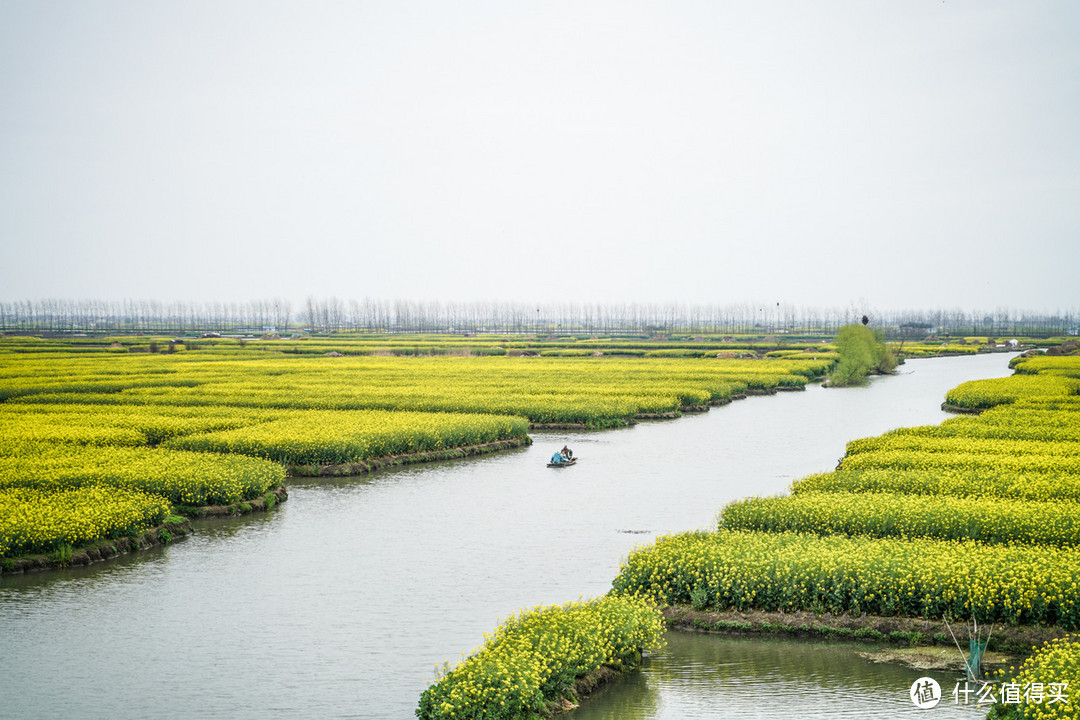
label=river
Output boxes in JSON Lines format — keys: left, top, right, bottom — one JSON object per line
{"left": 0, "top": 353, "right": 1013, "bottom": 719}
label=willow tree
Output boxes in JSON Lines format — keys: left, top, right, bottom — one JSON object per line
{"left": 828, "top": 323, "right": 897, "bottom": 387}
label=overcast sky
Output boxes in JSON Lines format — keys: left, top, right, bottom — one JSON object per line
{"left": 1, "top": 1, "right": 1077, "bottom": 313}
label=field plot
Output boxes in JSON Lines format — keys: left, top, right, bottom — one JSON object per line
{"left": 2, "top": 353, "right": 824, "bottom": 424}
{"left": 614, "top": 529, "right": 1080, "bottom": 628}
{"left": 721, "top": 491, "right": 1080, "bottom": 546}
{"left": 416, "top": 595, "right": 664, "bottom": 720}
{"left": 0, "top": 335, "right": 829, "bottom": 565}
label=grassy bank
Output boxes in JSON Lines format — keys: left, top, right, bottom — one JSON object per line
{"left": 662, "top": 605, "right": 1066, "bottom": 666}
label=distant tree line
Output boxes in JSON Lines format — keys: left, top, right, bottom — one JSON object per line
{"left": 0, "top": 297, "right": 1076, "bottom": 338}
{"left": 0, "top": 298, "right": 293, "bottom": 335}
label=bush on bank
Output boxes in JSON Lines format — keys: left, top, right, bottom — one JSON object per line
{"left": 827, "top": 324, "right": 896, "bottom": 387}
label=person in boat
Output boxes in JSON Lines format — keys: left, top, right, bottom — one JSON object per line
{"left": 561, "top": 445, "right": 573, "bottom": 460}
{"left": 550, "top": 450, "right": 566, "bottom": 464}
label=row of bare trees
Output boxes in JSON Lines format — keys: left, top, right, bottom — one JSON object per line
{"left": 1, "top": 297, "right": 1076, "bottom": 338}
{"left": 0, "top": 299, "right": 293, "bottom": 334}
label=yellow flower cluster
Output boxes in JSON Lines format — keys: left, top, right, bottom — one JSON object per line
{"left": 721, "top": 491, "right": 1080, "bottom": 546}
{"left": 845, "top": 433, "right": 1080, "bottom": 459}
{"left": 1, "top": 349, "right": 817, "bottom": 426}
{"left": 165, "top": 409, "right": 529, "bottom": 465}
{"left": 945, "top": 375, "right": 1080, "bottom": 410}
{"left": 1013, "top": 354, "right": 1080, "bottom": 377}
{"left": 416, "top": 596, "right": 665, "bottom": 720}
{"left": 881, "top": 410, "right": 1080, "bottom": 443}
{"left": 612, "top": 530, "right": 1080, "bottom": 628}
{"left": 0, "top": 441, "right": 285, "bottom": 506}
{"left": 0, "top": 402, "right": 271, "bottom": 447}
{"left": 890, "top": 343, "right": 980, "bottom": 357}
{"left": 840, "top": 448, "right": 1080, "bottom": 475}
{"left": 793, "top": 467, "right": 1080, "bottom": 504}
{"left": 0, "top": 485, "right": 170, "bottom": 556}
{"left": 990, "top": 636, "right": 1080, "bottom": 720}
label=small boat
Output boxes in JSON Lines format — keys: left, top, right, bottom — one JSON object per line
{"left": 547, "top": 457, "right": 578, "bottom": 468}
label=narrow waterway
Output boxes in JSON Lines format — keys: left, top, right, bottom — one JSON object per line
{"left": 570, "top": 632, "right": 988, "bottom": 719}
{"left": 0, "top": 354, "right": 1013, "bottom": 719}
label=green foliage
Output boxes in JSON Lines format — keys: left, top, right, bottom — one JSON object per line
{"left": 888, "top": 630, "right": 923, "bottom": 646}
{"left": 823, "top": 626, "right": 854, "bottom": 638}
{"left": 828, "top": 324, "right": 896, "bottom": 387}
{"left": 51, "top": 542, "right": 73, "bottom": 566}
{"left": 690, "top": 584, "right": 709, "bottom": 610}
{"left": 853, "top": 628, "right": 884, "bottom": 640}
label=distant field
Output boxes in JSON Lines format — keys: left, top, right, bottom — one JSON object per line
{"left": 0, "top": 333, "right": 833, "bottom": 563}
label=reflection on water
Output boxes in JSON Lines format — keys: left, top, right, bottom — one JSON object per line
{"left": 573, "top": 632, "right": 986, "bottom": 719}
{"left": 0, "top": 354, "right": 1015, "bottom": 720}
{"left": 573, "top": 666, "right": 659, "bottom": 720}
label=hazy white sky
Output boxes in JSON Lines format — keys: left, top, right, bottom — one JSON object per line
{"left": 2, "top": 1, "right": 1078, "bottom": 313}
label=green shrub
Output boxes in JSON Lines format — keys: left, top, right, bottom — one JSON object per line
{"left": 828, "top": 324, "right": 896, "bottom": 387}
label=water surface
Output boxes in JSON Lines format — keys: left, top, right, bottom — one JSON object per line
{"left": 570, "top": 632, "right": 985, "bottom": 719}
